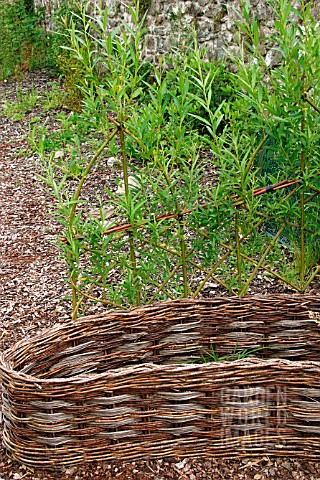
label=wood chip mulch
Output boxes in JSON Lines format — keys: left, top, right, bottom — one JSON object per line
{"left": 0, "top": 70, "right": 319, "bottom": 480}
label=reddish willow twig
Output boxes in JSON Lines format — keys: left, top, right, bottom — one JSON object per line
{"left": 103, "top": 177, "right": 308, "bottom": 236}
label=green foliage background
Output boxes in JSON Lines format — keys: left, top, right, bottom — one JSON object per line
{"left": 0, "top": 0, "right": 52, "bottom": 79}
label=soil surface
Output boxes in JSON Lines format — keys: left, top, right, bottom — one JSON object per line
{"left": 0, "top": 70, "right": 320, "bottom": 480}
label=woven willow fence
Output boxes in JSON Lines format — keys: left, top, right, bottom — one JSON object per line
{"left": 1, "top": 294, "right": 320, "bottom": 467}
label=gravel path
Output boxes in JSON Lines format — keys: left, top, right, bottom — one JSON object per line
{"left": 0, "top": 71, "right": 319, "bottom": 480}
{"left": 0, "top": 72, "right": 70, "bottom": 353}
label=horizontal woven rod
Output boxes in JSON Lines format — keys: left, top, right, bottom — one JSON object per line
{"left": 102, "top": 176, "right": 315, "bottom": 236}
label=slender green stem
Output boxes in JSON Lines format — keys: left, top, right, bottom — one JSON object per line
{"left": 192, "top": 250, "right": 231, "bottom": 298}
{"left": 309, "top": 185, "right": 320, "bottom": 195}
{"left": 72, "top": 283, "right": 94, "bottom": 320}
{"left": 148, "top": 241, "right": 193, "bottom": 259}
{"left": 244, "top": 134, "right": 268, "bottom": 179}
{"left": 196, "top": 220, "right": 301, "bottom": 292}
{"left": 300, "top": 265, "right": 320, "bottom": 293}
{"left": 69, "top": 128, "right": 117, "bottom": 319}
{"left": 194, "top": 209, "right": 302, "bottom": 292}
{"left": 300, "top": 95, "right": 306, "bottom": 283}
{"left": 71, "top": 277, "right": 78, "bottom": 320}
{"left": 235, "top": 209, "right": 242, "bottom": 292}
{"left": 240, "top": 226, "right": 285, "bottom": 295}
{"left": 69, "top": 129, "right": 117, "bottom": 226}
{"left": 220, "top": 240, "right": 301, "bottom": 292}
{"left": 189, "top": 259, "right": 237, "bottom": 295}
{"left": 178, "top": 218, "right": 189, "bottom": 297}
{"left": 119, "top": 123, "right": 130, "bottom": 199}
{"left": 147, "top": 248, "right": 194, "bottom": 304}
{"left": 70, "top": 278, "right": 124, "bottom": 309}
{"left": 146, "top": 263, "right": 180, "bottom": 303}
{"left": 119, "top": 123, "right": 141, "bottom": 306}
{"left": 143, "top": 278, "right": 175, "bottom": 300}
{"left": 155, "top": 157, "right": 190, "bottom": 298}
{"left": 304, "top": 95, "right": 320, "bottom": 114}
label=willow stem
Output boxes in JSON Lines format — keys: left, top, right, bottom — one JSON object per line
{"left": 119, "top": 123, "right": 141, "bottom": 306}
{"left": 189, "top": 259, "right": 237, "bottom": 295}
{"left": 69, "top": 129, "right": 117, "bottom": 226}
{"left": 235, "top": 209, "right": 242, "bottom": 292}
{"left": 301, "top": 266, "right": 320, "bottom": 293}
{"left": 240, "top": 226, "right": 285, "bottom": 295}
{"left": 147, "top": 249, "right": 194, "bottom": 304}
{"left": 300, "top": 92, "right": 306, "bottom": 283}
{"left": 69, "top": 129, "right": 117, "bottom": 319}
{"left": 192, "top": 250, "right": 231, "bottom": 298}
{"left": 179, "top": 219, "right": 189, "bottom": 297}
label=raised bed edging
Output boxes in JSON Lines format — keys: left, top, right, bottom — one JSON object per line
{"left": 1, "top": 294, "right": 320, "bottom": 467}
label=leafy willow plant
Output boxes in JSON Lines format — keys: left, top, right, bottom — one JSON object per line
{"left": 231, "top": 0, "right": 320, "bottom": 285}
{"left": 36, "top": 0, "right": 320, "bottom": 319}
{"left": 37, "top": 0, "right": 220, "bottom": 316}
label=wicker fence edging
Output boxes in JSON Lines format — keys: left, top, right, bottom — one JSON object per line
{"left": 1, "top": 294, "right": 320, "bottom": 467}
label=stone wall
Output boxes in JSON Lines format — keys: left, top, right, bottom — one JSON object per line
{"left": 142, "top": 0, "right": 275, "bottom": 62}
{"left": 34, "top": 0, "right": 320, "bottom": 64}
